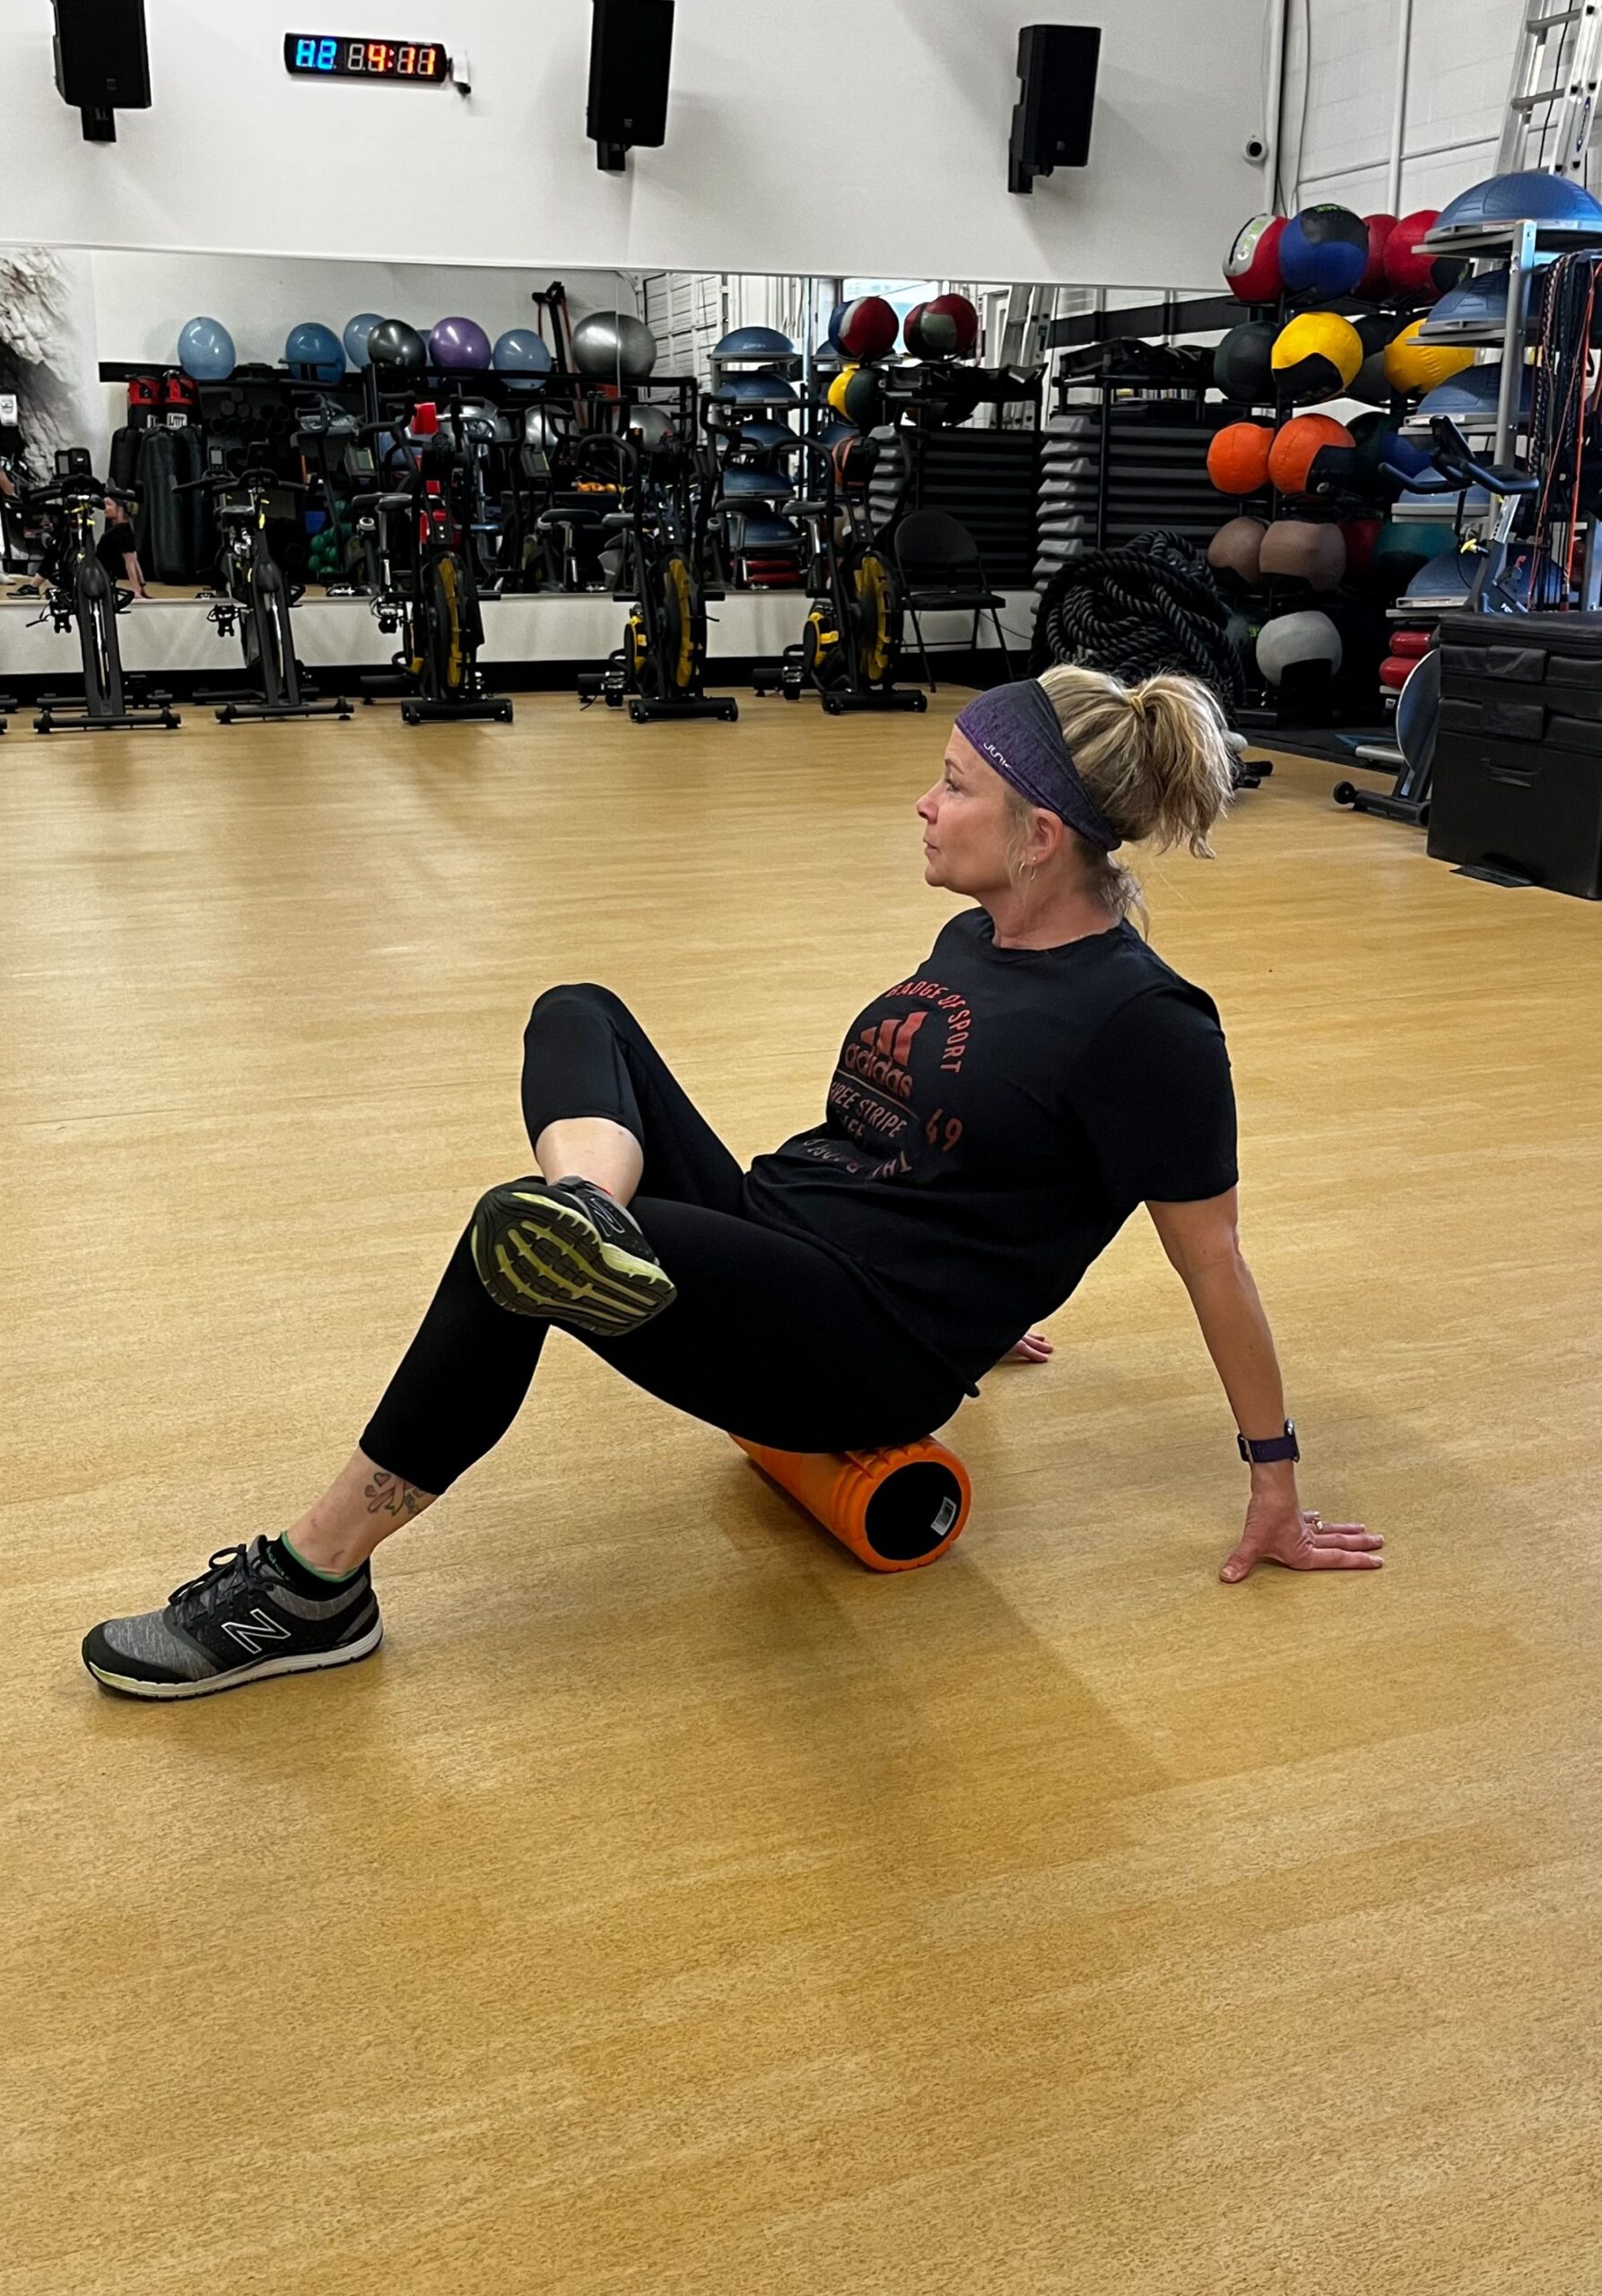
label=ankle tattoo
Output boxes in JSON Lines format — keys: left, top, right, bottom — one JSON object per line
{"left": 363, "top": 1469, "right": 430, "bottom": 1521}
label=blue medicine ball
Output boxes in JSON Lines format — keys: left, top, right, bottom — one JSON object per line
{"left": 286, "top": 322, "right": 344, "bottom": 383}
{"left": 1380, "top": 430, "right": 1432, "bottom": 485}
{"left": 343, "top": 312, "right": 386, "bottom": 369}
{"left": 492, "top": 328, "right": 553, "bottom": 375}
{"left": 177, "top": 316, "right": 236, "bottom": 381}
{"left": 1280, "top": 204, "right": 1370, "bottom": 299}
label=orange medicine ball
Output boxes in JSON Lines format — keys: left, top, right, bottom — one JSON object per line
{"left": 1268, "top": 413, "right": 1355, "bottom": 498}
{"left": 1206, "top": 421, "right": 1275, "bottom": 496}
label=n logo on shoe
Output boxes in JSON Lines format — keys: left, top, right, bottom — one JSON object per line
{"left": 221, "top": 1608, "right": 295, "bottom": 1654}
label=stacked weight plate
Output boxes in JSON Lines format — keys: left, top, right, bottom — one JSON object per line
{"left": 1037, "top": 396, "right": 1247, "bottom": 590}
{"left": 866, "top": 430, "right": 910, "bottom": 542}
{"left": 1038, "top": 411, "right": 1100, "bottom": 589}
{"left": 903, "top": 428, "right": 1040, "bottom": 588}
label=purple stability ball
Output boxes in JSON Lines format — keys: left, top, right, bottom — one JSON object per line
{"left": 429, "top": 316, "right": 492, "bottom": 370}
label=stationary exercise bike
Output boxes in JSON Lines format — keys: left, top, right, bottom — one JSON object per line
{"left": 569, "top": 431, "right": 738, "bottom": 723}
{"left": 27, "top": 450, "right": 178, "bottom": 734}
{"left": 183, "top": 448, "right": 351, "bottom": 724}
{"left": 1335, "top": 416, "right": 1540, "bottom": 826}
{"left": 352, "top": 398, "right": 512, "bottom": 726}
{"left": 753, "top": 431, "right": 924, "bottom": 713}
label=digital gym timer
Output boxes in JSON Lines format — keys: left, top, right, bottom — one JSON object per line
{"left": 283, "top": 34, "right": 450, "bottom": 81}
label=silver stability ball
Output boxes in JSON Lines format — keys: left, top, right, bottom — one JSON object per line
{"left": 627, "top": 404, "right": 675, "bottom": 448}
{"left": 571, "top": 310, "right": 659, "bottom": 379}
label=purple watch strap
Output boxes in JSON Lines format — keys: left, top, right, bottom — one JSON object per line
{"left": 1239, "top": 1421, "right": 1299, "bottom": 1465}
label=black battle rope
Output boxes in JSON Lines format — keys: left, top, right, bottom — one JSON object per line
{"left": 1030, "top": 528, "right": 1246, "bottom": 710}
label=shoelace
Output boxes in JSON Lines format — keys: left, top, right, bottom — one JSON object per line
{"left": 168, "top": 1542, "right": 262, "bottom": 1618}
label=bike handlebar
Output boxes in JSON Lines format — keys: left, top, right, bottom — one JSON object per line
{"left": 26, "top": 475, "right": 127, "bottom": 509}
{"left": 1389, "top": 415, "right": 1541, "bottom": 500}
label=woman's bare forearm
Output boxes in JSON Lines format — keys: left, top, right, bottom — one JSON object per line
{"left": 1182, "top": 1255, "right": 1299, "bottom": 1498}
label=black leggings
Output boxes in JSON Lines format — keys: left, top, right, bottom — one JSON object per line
{"left": 359, "top": 984, "right": 971, "bottom": 1493}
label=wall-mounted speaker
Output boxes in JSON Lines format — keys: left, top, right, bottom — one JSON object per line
{"left": 1009, "top": 24, "right": 1100, "bottom": 195}
{"left": 52, "top": 0, "right": 151, "bottom": 141}
{"left": 588, "top": 0, "right": 675, "bottom": 173}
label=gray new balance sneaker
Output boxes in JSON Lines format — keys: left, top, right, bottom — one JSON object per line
{"left": 82, "top": 1536, "right": 382, "bottom": 1700}
{"left": 469, "top": 1172, "right": 676, "bottom": 1335}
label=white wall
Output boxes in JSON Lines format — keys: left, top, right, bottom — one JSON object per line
{"left": 0, "top": 0, "right": 1276, "bottom": 292}
{"left": 1283, "top": 0, "right": 1522, "bottom": 216}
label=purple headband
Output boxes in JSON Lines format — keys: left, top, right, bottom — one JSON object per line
{"left": 953, "top": 678, "right": 1122, "bottom": 853}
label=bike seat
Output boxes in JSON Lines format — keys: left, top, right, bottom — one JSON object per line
{"left": 351, "top": 491, "right": 416, "bottom": 515}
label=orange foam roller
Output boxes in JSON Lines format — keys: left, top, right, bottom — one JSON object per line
{"left": 730, "top": 1436, "right": 971, "bottom": 1571}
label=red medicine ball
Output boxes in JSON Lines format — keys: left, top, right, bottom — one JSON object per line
{"left": 831, "top": 296, "right": 899, "bottom": 360}
{"left": 1341, "top": 517, "right": 1383, "bottom": 576}
{"left": 1384, "top": 211, "right": 1468, "bottom": 300}
{"left": 904, "top": 292, "right": 979, "bottom": 359}
{"left": 1224, "top": 214, "right": 1287, "bottom": 302}
{"left": 1360, "top": 213, "right": 1398, "bottom": 297}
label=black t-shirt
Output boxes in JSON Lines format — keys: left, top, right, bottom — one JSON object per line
{"left": 96, "top": 519, "right": 137, "bottom": 579}
{"left": 743, "top": 908, "right": 1238, "bottom": 1397}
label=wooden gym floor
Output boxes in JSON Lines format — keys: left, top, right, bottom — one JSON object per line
{"left": 4, "top": 694, "right": 1601, "bottom": 2296}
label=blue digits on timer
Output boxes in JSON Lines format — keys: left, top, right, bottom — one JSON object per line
{"left": 293, "top": 37, "right": 338, "bottom": 69}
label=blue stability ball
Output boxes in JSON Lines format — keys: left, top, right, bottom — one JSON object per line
{"left": 737, "top": 417, "right": 795, "bottom": 451}
{"left": 492, "top": 327, "right": 553, "bottom": 375}
{"left": 1417, "top": 361, "right": 1532, "bottom": 423}
{"left": 1426, "top": 267, "right": 1519, "bottom": 335}
{"left": 285, "top": 321, "right": 344, "bottom": 383}
{"left": 714, "top": 370, "right": 798, "bottom": 404}
{"left": 177, "top": 316, "right": 236, "bottom": 381}
{"left": 722, "top": 465, "right": 794, "bottom": 498}
{"left": 1432, "top": 170, "right": 1602, "bottom": 233}
{"left": 343, "top": 311, "right": 386, "bottom": 368}
{"left": 730, "top": 512, "right": 797, "bottom": 547}
{"left": 1279, "top": 204, "right": 1370, "bottom": 298}
{"left": 714, "top": 326, "right": 796, "bottom": 358}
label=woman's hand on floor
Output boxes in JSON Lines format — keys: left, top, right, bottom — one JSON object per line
{"left": 1005, "top": 1332, "right": 1053, "bottom": 1363}
{"left": 1220, "top": 1496, "right": 1382, "bottom": 1581}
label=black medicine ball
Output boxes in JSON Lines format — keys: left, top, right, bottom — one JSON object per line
{"left": 1347, "top": 310, "right": 1397, "bottom": 408}
{"left": 1214, "top": 321, "right": 1277, "bottom": 404}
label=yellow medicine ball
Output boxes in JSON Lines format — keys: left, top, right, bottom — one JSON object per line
{"left": 1270, "top": 310, "right": 1364, "bottom": 404}
{"left": 1383, "top": 317, "right": 1475, "bottom": 398}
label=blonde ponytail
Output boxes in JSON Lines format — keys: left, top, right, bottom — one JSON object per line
{"left": 1002, "top": 665, "right": 1239, "bottom": 933}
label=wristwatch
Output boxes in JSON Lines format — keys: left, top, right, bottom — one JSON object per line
{"left": 1238, "top": 1419, "right": 1300, "bottom": 1465}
